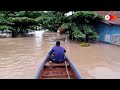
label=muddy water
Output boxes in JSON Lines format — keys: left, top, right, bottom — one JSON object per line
{"left": 0, "top": 30, "right": 120, "bottom": 79}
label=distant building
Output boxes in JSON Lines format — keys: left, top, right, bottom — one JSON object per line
{"left": 95, "top": 11, "right": 120, "bottom": 46}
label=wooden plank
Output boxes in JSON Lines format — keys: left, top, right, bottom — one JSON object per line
{"left": 41, "top": 75, "right": 72, "bottom": 78}
{"left": 45, "top": 62, "right": 69, "bottom": 67}
{"left": 41, "top": 68, "right": 73, "bottom": 78}
{"left": 44, "top": 68, "right": 65, "bottom": 72}
{"left": 41, "top": 77, "right": 68, "bottom": 79}
{"left": 41, "top": 74, "right": 72, "bottom": 77}
{"left": 45, "top": 64, "right": 66, "bottom": 67}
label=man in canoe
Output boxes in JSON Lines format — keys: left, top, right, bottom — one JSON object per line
{"left": 48, "top": 41, "right": 66, "bottom": 63}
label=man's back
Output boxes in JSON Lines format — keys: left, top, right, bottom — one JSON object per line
{"left": 49, "top": 46, "right": 66, "bottom": 63}
{"left": 53, "top": 46, "right": 65, "bottom": 61}
{"left": 48, "top": 41, "right": 66, "bottom": 63}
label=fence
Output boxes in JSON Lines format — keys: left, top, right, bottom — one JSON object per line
{"left": 111, "top": 34, "right": 120, "bottom": 46}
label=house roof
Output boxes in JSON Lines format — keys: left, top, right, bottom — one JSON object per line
{"left": 94, "top": 11, "right": 120, "bottom": 17}
{"left": 94, "top": 11, "right": 120, "bottom": 25}
{"left": 102, "top": 18, "right": 120, "bottom": 25}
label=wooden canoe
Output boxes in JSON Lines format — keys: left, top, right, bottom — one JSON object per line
{"left": 35, "top": 55, "right": 81, "bottom": 79}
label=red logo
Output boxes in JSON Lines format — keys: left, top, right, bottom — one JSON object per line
{"left": 105, "top": 15, "right": 117, "bottom": 20}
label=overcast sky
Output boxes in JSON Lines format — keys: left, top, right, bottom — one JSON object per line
{"left": 44, "top": 11, "right": 73, "bottom": 16}
{"left": 66, "top": 11, "right": 72, "bottom": 16}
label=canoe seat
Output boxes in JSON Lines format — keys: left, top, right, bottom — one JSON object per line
{"left": 41, "top": 68, "right": 72, "bottom": 79}
{"left": 45, "top": 61, "right": 69, "bottom": 67}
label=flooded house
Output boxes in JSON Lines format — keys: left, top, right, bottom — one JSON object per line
{"left": 0, "top": 30, "right": 12, "bottom": 38}
{"left": 95, "top": 11, "right": 120, "bottom": 46}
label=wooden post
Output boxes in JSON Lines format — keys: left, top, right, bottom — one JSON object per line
{"left": 72, "top": 30, "right": 73, "bottom": 40}
{"left": 65, "top": 60, "right": 70, "bottom": 79}
{"left": 76, "top": 38, "right": 77, "bottom": 42}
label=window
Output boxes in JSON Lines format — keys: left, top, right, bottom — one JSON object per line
{"left": 111, "top": 34, "right": 120, "bottom": 45}
{"left": 104, "top": 34, "right": 110, "bottom": 42}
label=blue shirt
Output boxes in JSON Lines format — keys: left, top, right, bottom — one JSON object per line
{"left": 48, "top": 46, "right": 66, "bottom": 62}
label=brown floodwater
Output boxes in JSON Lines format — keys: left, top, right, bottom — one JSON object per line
{"left": 0, "top": 30, "right": 120, "bottom": 79}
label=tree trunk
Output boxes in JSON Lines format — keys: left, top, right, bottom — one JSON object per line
{"left": 71, "top": 29, "right": 73, "bottom": 40}
{"left": 76, "top": 38, "right": 77, "bottom": 42}
{"left": 11, "top": 30, "right": 17, "bottom": 37}
{"left": 69, "top": 30, "right": 72, "bottom": 39}
{"left": 19, "top": 29, "right": 26, "bottom": 37}
{"left": 80, "top": 38, "right": 84, "bottom": 42}
{"left": 86, "top": 34, "right": 89, "bottom": 43}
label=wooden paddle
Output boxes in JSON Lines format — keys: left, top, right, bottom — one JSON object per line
{"left": 65, "top": 60, "right": 71, "bottom": 79}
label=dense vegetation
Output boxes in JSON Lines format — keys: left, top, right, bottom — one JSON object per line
{"left": 36, "top": 11, "right": 68, "bottom": 32}
{"left": 0, "top": 11, "right": 42, "bottom": 37}
{"left": 0, "top": 11, "right": 104, "bottom": 43}
{"left": 61, "top": 11, "right": 104, "bottom": 42}
{"left": 36, "top": 11, "right": 104, "bottom": 43}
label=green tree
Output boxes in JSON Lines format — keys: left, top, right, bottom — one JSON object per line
{"left": 36, "top": 11, "right": 69, "bottom": 32}
{"left": 62, "top": 11, "right": 103, "bottom": 42}
{"left": 0, "top": 11, "right": 40, "bottom": 37}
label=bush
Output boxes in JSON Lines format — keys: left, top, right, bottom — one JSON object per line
{"left": 80, "top": 42, "right": 90, "bottom": 47}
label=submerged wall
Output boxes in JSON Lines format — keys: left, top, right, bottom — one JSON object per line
{"left": 96, "top": 22, "right": 120, "bottom": 46}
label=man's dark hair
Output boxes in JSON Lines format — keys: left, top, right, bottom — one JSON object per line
{"left": 56, "top": 41, "right": 60, "bottom": 46}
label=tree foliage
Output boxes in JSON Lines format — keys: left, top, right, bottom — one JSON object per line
{"left": 0, "top": 11, "right": 42, "bottom": 37}
{"left": 73, "top": 26, "right": 85, "bottom": 39}
{"left": 36, "top": 11, "right": 69, "bottom": 32}
{"left": 62, "top": 11, "right": 103, "bottom": 42}
{"left": 0, "top": 11, "right": 103, "bottom": 40}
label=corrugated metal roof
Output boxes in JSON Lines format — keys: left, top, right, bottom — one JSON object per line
{"left": 102, "top": 18, "right": 120, "bottom": 25}
{"left": 94, "top": 11, "right": 120, "bottom": 17}
{"left": 95, "top": 11, "right": 120, "bottom": 25}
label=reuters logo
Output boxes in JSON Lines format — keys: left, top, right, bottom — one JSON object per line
{"left": 105, "top": 15, "right": 110, "bottom": 20}
{"left": 105, "top": 15, "right": 117, "bottom": 20}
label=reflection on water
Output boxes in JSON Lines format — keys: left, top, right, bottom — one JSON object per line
{"left": 35, "top": 31, "right": 44, "bottom": 38}
{"left": 0, "top": 30, "right": 120, "bottom": 79}
{"left": 89, "top": 67, "right": 120, "bottom": 79}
